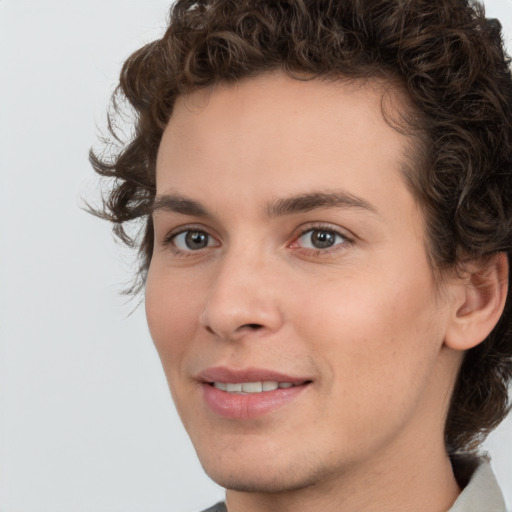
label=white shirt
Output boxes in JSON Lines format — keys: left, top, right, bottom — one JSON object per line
{"left": 449, "top": 455, "right": 506, "bottom": 512}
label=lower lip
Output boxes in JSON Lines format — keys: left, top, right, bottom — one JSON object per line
{"left": 202, "top": 383, "right": 309, "bottom": 419}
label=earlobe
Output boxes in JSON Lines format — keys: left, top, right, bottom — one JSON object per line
{"left": 444, "top": 253, "right": 509, "bottom": 351}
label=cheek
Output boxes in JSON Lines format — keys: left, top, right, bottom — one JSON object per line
{"left": 145, "top": 266, "right": 202, "bottom": 368}
{"left": 294, "top": 267, "right": 443, "bottom": 401}
{"left": 289, "top": 272, "right": 447, "bottom": 454}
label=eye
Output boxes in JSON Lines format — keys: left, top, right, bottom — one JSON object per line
{"left": 171, "top": 230, "right": 218, "bottom": 251}
{"left": 296, "top": 228, "right": 347, "bottom": 250}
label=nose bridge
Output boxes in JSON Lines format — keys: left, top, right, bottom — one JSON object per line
{"left": 200, "top": 238, "right": 283, "bottom": 339}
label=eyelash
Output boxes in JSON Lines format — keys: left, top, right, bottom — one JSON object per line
{"left": 290, "top": 224, "right": 353, "bottom": 257}
{"left": 162, "top": 225, "right": 218, "bottom": 257}
{"left": 161, "top": 224, "right": 353, "bottom": 258}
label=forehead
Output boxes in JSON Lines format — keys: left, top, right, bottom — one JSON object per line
{"left": 166, "top": 72, "right": 412, "bottom": 143}
{"left": 155, "top": 71, "right": 422, "bottom": 232}
{"left": 158, "top": 71, "right": 415, "bottom": 187}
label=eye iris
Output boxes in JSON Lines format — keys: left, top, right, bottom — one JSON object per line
{"left": 311, "top": 230, "right": 336, "bottom": 249}
{"left": 185, "top": 231, "right": 209, "bottom": 250}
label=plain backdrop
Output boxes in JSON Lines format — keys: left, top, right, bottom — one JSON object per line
{"left": 1, "top": 1, "right": 511, "bottom": 511}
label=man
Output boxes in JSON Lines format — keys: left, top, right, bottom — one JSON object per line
{"left": 91, "top": 0, "right": 512, "bottom": 510}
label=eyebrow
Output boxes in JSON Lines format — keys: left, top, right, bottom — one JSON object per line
{"left": 265, "top": 191, "right": 379, "bottom": 218}
{"left": 151, "top": 190, "right": 379, "bottom": 218}
{"left": 151, "top": 194, "right": 209, "bottom": 216}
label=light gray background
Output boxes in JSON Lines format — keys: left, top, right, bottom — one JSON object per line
{"left": 1, "top": 1, "right": 511, "bottom": 511}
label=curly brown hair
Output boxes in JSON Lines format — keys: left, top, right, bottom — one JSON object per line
{"left": 90, "top": 0, "right": 512, "bottom": 453}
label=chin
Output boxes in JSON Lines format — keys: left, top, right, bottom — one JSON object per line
{"left": 200, "top": 453, "right": 327, "bottom": 494}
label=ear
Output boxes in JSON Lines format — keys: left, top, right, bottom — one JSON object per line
{"left": 444, "top": 253, "right": 509, "bottom": 351}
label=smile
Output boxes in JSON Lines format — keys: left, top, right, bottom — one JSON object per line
{"left": 198, "top": 367, "right": 312, "bottom": 418}
{"left": 211, "top": 381, "right": 302, "bottom": 393}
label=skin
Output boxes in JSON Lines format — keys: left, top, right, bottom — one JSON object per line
{"left": 146, "top": 72, "right": 469, "bottom": 512}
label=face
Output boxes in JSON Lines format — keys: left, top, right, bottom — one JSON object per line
{"left": 146, "top": 72, "right": 460, "bottom": 494}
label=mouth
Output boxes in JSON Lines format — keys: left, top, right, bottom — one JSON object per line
{"left": 198, "top": 367, "right": 312, "bottom": 419}
{"left": 208, "top": 380, "right": 308, "bottom": 394}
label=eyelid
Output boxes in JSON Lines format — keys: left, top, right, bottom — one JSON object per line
{"left": 161, "top": 224, "right": 221, "bottom": 252}
{"left": 158, "top": 221, "right": 354, "bottom": 256}
{"left": 288, "top": 223, "right": 355, "bottom": 252}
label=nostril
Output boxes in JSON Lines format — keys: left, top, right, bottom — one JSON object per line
{"left": 244, "top": 323, "right": 263, "bottom": 330}
{"left": 203, "top": 323, "right": 263, "bottom": 337}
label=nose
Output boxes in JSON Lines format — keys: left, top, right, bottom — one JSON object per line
{"left": 199, "top": 247, "right": 284, "bottom": 341}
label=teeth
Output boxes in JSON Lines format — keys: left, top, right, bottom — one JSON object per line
{"left": 262, "top": 381, "right": 279, "bottom": 391}
{"left": 212, "top": 381, "right": 297, "bottom": 394}
{"left": 226, "top": 383, "right": 242, "bottom": 392}
{"left": 242, "top": 382, "right": 262, "bottom": 393}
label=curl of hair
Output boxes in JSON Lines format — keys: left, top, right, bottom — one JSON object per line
{"left": 90, "top": 0, "right": 512, "bottom": 452}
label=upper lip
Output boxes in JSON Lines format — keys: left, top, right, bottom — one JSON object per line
{"left": 197, "top": 366, "right": 311, "bottom": 384}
